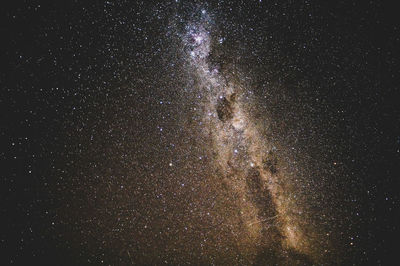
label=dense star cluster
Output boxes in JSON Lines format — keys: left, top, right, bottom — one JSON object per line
{"left": 2, "top": 1, "right": 399, "bottom": 265}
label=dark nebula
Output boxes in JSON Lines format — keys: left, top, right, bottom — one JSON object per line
{"left": 216, "top": 94, "right": 235, "bottom": 122}
{"left": 1, "top": 1, "right": 399, "bottom": 265}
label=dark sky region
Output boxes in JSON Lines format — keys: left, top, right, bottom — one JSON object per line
{"left": 1, "top": 1, "right": 399, "bottom": 265}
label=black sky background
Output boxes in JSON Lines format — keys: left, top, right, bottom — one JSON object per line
{"left": 1, "top": 1, "right": 399, "bottom": 265}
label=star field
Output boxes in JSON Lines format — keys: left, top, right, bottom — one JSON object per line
{"left": 1, "top": 1, "right": 399, "bottom": 265}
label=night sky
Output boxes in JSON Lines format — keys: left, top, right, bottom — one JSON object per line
{"left": 1, "top": 1, "right": 399, "bottom": 265}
